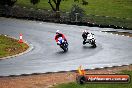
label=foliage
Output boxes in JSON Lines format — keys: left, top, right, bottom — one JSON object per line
{"left": 30, "top": 0, "right": 40, "bottom": 5}
{"left": 82, "top": 0, "right": 88, "bottom": 5}
{"left": 0, "top": 0, "right": 17, "bottom": 6}
{"left": 0, "top": 35, "right": 29, "bottom": 58}
{"left": 69, "top": 4, "right": 85, "bottom": 21}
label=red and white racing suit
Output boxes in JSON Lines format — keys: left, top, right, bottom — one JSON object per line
{"left": 55, "top": 33, "right": 67, "bottom": 43}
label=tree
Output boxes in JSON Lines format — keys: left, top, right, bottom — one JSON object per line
{"left": 0, "top": 0, "right": 17, "bottom": 6}
{"left": 48, "top": 0, "right": 62, "bottom": 11}
{"left": 30, "top": 0, "right": 40, "bottom": 5}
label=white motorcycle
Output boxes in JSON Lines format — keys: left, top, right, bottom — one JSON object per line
{"left": 83, "top": 33, "right": 96, "bottom": 48}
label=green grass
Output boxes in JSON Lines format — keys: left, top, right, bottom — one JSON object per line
{"left": 0, "top": 35, "right": 29, "bottom": 58}
{"left": 83, "top": 14, "right": 132, "bottom": 28}
{"left": 52, "top": 71, "right": 132, "bottom": 88}
{"left": 15, "top": 0, "right": 132, "bottom": 29}
{"left": 16, "top": 0, "right": 132, "bottom": 19}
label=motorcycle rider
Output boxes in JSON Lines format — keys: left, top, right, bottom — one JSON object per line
{"left": 82, "top": 30, "right": 90, "bottom": 43}
{"left": 55, "top": 30, "right": 68, "bottom": 45}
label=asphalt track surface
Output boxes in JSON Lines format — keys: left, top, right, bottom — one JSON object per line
{"left": 0, "top": 17, "right": 132, "bottom": 76}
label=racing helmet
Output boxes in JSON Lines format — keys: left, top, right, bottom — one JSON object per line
{"left": 56, "top": 30, "right": 60, "bottom": 34}
{"left": 83, "top": 30, "right": 87, "bottom": 33}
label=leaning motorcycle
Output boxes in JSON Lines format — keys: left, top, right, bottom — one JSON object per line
{"left": 83, "top": 33, "right": 96, "bottom": 48}
{"left": 57, "top": 37, "right": 68, "bottom": 52}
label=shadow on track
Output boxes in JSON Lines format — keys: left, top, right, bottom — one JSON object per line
{"left": 56, "top": 51, "right": 68, "bottom": 55}
{"left": 82, "top": 46, "right": 96, "bottom": 49}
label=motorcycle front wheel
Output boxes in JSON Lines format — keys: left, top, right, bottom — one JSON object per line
{"left": 92, "top": 43, "right": 96, "bottom": 48}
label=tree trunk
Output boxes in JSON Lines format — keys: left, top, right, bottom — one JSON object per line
{"left": 48, "top": 0, "right": 61, "bottom": 19}
{"left": 48, "top": 0, "right": 56, "bottom": 11}
{"left": 48, "top": 0, "right": 61, "bottom": 11}
{"left": 56, "top": 0, "right": 61, "bottom": 11}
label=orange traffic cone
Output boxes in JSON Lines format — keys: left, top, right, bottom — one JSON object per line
{"left": 18, "top": 33, "right": 23, "bottom": 43}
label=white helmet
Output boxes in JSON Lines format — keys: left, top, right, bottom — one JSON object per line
{"left": 83, "top": 30, "right": 87, "bottom": 33}
{"left": 56, "top": 30, "right": 60, "bottom": 34}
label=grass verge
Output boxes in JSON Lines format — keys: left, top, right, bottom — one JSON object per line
{"left": 14, "top": 0, "right": 132, "bottom": 29}
{"left": 0, "top": 34, "right": 29, "bottom": 58}
{"left": 16, "top": 0, "right": 132, "bottom": 19}
{"left": 52, "top": 71, "right": 132, "bottom": 88}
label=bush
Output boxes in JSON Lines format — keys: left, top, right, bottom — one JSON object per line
{"left": 30, "top": 0, "right": 40, "bottom": 5}
{"left": 69, "top": 4, "right": 85, "bottom": 21}
{"left": 0, "top": 0, "right": 17, "bottom": 6}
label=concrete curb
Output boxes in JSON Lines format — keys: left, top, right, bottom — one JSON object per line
{"left": 101, "top": 31, "right": 131, "bottom": 38}
{"left": 0, "top": 34, "right": 34, "bottom": 60}
{"left": 0, "top": 64, "right": 131, "bottom": 77}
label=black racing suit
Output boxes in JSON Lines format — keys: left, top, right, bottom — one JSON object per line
{"left": 82, "top": 32, "right": 89, "bottom": 43}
